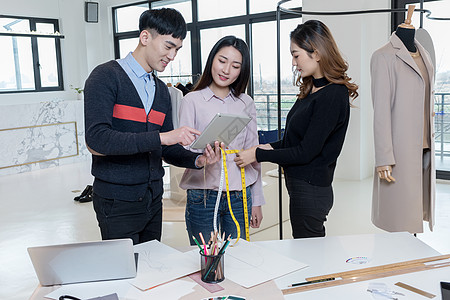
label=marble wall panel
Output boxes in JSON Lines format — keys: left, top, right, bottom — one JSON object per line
{"left": 0, "top": 99, "right": 89, "bottom": 176}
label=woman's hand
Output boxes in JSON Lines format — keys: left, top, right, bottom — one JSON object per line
{"left": 258, "top": 143, "right": 273, "bottom": 150}
{"left": 250, "top": 206, "right": 263, "bottom": 228}
{"left": 234, "top": 146, "right": 257, "bottom": 168}
{"left": 195, "top": 141, "right": 223, "bottom": 167}
{"left": 235, "top": 143, "right": 272, "bottom": 168}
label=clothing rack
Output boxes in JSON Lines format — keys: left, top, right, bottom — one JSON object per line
{"left": 278, "top": 7, "right": 450, "bottom": 21}
{"left": 275, "top": 0, "right": 450, "bottom": 240}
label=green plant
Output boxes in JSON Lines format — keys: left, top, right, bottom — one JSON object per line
{"left": 70, "top": 85, "right": 83, "bottom": 94}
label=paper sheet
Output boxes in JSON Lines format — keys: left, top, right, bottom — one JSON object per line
{"left": 131, "top": 240, "right": 199, "bottom": 290}
{"left": 225, "top": 239, "right": 308, "bottom": 288}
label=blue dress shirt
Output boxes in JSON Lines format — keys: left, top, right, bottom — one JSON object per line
{"left": 117, "top": 52, "right": 156, "bottom": 114}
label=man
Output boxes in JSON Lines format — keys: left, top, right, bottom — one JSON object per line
{"left": 84, "top": 8, "right": 218, "bottom": 244}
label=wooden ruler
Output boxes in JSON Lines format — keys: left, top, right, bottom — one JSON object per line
{"left": 307, "top": 254, "right": 450, "bottom": 281}
{"left": 282, "top": 254, "right": 450, "bottom": 295}
{"left": 395, "top": 282, "right": 436, "bottom": 299}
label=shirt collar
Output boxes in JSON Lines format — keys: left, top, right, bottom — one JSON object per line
{"left": 201, "top": 86, "right": 239, "bottom": 102}
{"left": 122, "top": 52, "right": 153, "bottom": 79}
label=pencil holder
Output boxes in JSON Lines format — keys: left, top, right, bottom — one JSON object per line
{"left": 200, "top": 250, "right": 225, "bottom": 283}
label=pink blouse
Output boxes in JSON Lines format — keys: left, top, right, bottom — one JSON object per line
{"left": 178, "top": 86, "right": 265, "bottom": 207}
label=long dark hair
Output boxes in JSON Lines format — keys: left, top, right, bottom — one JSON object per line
{"left": 290, "top": 20, "right": 358, "bottom": 100}
{"left": 193, "top": 36, "right": 250, "bottom": 97}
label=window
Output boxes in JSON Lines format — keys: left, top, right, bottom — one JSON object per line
{"left": 200, "top": 25, "right": 245, "bottom": 69}
{"left": 197, "top": 0, "right": 245, "bottom": 21}
{"left": 118, "top": 38, "right": 139, "bottom": 59}
{"left": 115, "top": 3, "right": 148, "bottom": 33}
{"left": 252, "top": 18, "right": 301, "bottom": 131}
{"left": 412, "top": 1, "right": 450, "bottom": 175}
{"left": 0, "top": 15, "right": 63, "bottom": 93}
{"left": 151, "top": 0, "right": 192, "bottom": 23}
{"left": 113, "top": 2, "right": 149, "bottom": 58}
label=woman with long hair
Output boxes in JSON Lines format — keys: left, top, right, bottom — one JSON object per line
{"left": 178, "top": 36, "right": 264, "bottom": 245}
{"left": 235, "top": 20, "right": 358, "bottom": 238}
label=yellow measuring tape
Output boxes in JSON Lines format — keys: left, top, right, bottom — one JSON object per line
{"left": 220, "top": 148, "right": 250, "bottom": 243}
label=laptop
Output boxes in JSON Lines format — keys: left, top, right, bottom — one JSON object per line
{"left": 28, "top": 238, "right": 137, "bottom": 286}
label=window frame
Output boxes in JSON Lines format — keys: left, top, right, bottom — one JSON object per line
{"left": 0, "top": 14, "right": 64, "bottom": 94}
{"left": 112, "top": 1, "right": 149, "bottom": 60}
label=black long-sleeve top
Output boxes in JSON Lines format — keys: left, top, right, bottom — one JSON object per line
{"left": 256, "top": 83, "right": 350, "bottom": 186}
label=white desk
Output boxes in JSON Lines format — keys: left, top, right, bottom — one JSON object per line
{"left": 30, "top": 232, "right": 449, "bottom": 299}
{"left": 263, "top": 232, "right": 448, "bottom": 299}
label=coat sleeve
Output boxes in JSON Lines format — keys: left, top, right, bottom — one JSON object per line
{"left": 371, "top": 52, "right": 396, "bottom": 167}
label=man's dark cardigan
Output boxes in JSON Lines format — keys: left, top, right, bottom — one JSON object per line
{"left": 84, "top": 60, "right": 198, "bottom": 201}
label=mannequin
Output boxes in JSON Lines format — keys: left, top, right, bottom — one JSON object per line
{"left": 371, "top": 4, "right": 435, "bottom": 233}
{"left": 394, "top": 5, "right": 416, "bottom": 53}
{"left": 376, "top": 5, "right": 416, "bottom": 183}
{"left": 395, "top": 26, "right": 416, "bottom": 52}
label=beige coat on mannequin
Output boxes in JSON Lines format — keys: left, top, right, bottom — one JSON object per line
{"left": 371, "top": 33, "right": 435, "bottom": 233}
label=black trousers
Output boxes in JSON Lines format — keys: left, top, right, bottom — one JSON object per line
{"left": 285, "top": 175, "right": 334, "bottom": 239}
{"left": 92, "top": 186, "right": 162, "bottom": 245}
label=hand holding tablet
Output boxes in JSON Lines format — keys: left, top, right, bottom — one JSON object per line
{"left": 190, "top": 113, "right": 252, "bottom": 149}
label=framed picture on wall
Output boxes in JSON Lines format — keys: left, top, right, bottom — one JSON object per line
{"left": 85, "top": 2, "right": 99, "bottom": 23}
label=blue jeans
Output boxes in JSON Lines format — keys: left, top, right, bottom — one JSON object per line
{"left": 185, "top": 187, "right": 252, "bottom": 246}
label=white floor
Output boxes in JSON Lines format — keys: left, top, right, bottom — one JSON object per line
{"left": 1, "top": 160, "right": 449, "bottom": 300}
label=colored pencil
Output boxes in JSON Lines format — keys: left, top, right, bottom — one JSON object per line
{"left": 199, "top": 232, "right": 209, "bottom": 255}
{"left": 192, "top": 235, "right": 203, "bottom": 253}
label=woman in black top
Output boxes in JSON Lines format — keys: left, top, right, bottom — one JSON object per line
{"left": 235, "top": 20, "right": 358, "bottom": 238}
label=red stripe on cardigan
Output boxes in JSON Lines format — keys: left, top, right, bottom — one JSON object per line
{"left": 112, "top": 104, "right": 147, "bottom": 123}
{"left": 147, "top": 109, "right": 166, "bottom": 126}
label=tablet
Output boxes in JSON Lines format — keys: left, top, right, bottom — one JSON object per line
{"left": 190, "top": 113, "right": 252, "bottom": 149}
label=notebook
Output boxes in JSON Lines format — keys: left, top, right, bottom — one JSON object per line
{"left": 27, "top": 238, "right": 137, "bottom": 286}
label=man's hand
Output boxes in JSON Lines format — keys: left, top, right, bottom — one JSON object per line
{"left": 160, "top": 126, "right": 201, "bottom": 146}
{"left": 196, "top": 141, "right": 224, "bottom": 168}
